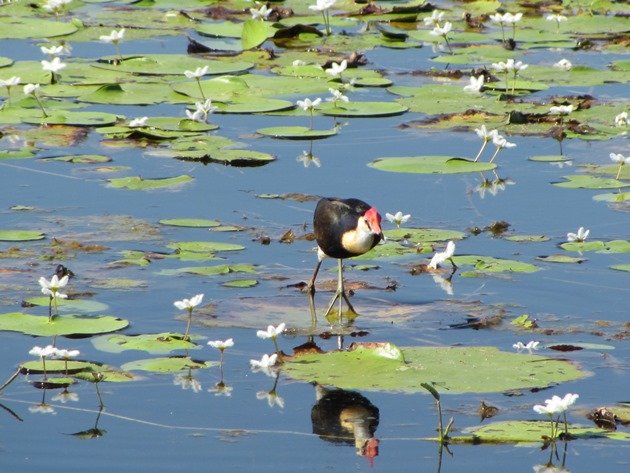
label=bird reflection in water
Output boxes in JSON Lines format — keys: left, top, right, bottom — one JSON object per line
{"left": 311, "top": 384, "right": 380, "bottom": 465}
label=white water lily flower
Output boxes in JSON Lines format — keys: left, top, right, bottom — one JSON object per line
{"left": 549, "top": 104, "right": 574, "bottom": 115}
{"left": 490, "top": 12, "right": 522, "bottom": 24}
{"left": 553, "top": 58, "right": 572, "bottom": 70}
{"left": 39, "top": 273, "right": 69, "bottom": 298}
{"left": 423, "top": 10, "right": 444, "bottom": 26}
{"left": 99, "top": 29, "right": 125, "bottom": 45}
{"left": 463, "top": 75, "right": 484, "bottom": 93}
{"left": 513, "top": 341, "right": 540, "bottom": 353}
{"left": 534, "top": 393, "right": 579, "bottom": 416}
{"left": 292, "top": 59, "right": 306, "bottom": 66}
{"left": 614, "top": 111, "right": 629, "bottom": 127}
{"left": 173, "top": 293, "right": 204, "bottom": 311}
{"left": 41, "top": 45, "right": 65, "bottom": 56}
{"left": 504, "top": 58, "right": 528, "bottom": 72}
{"left": 430, "top": 21, "right": 452, "bottom": 36}
{"left": 0, "top": 76, "right": 20, "bottom": 87}
{"left": 23, "top": 83, "right": 40, "bottom": 96}
{"left": 567, "top": 226, "right": 589, "bottom": 242}
{"left": 256, "top": 322, "right": 286, "bottom": 340}
{"left": 327, "top": 88, "right": 348, "bottom": 102}
{"left": 492, "top": 134, "right": 516, "bottom": 149}
{"left": 41, "top": 57, "right": 67, "bottom": 73}
{"left": 29, "top": 345, "right": 58, "bottom": 358}
{"left": 129, "top": 116, "right": 148, "bottom": 127}
{"left": 308, "top": 0, "right": 336, "bottom": 12}
{"left": 186, "top": 108, "right": 205, "bottom": 122}
{"left": 42, "top": 0, "right": 72, "bottom": 13}
{"left": 475, "top": 125, "right": 499, "bottom": 142}
{"left": 296, "top": 97, "right": 322, "bottom": 111}
{"left": 325, "top": 60, "right": 347, "bottom": 77}
{"left": 385, "top": 211, "right": 410, "bottom": 227}
{"left": 428, "top": 241, "right": 456, "bottom": 269}
{"left": 55, "top": 348, "right": 80, "bottom": 359}
{"left": 545, "top": 14, "right": 568, "bottom": 23}
{"left": 610, "top": 153, "right": 630, "bottom": 165}
{"left": 207, "top": 338, "right": 234, "bottom": 350}
{"left": 184, "top": 65, "right": 209, "bottom": 79}
{"left": 250, "top": 3, "right": 272, "bottom": 20}
{"left": 491, "top": 61, "right": 508, "bottom": 72}
{"left": 250, "top": 353, "right": 278, "bottom": 370}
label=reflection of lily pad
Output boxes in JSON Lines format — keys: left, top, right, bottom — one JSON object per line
{"left": 92, "top": 333, "right": 200, "bottom": 354}
{"left": 121, "top": 356, "right": 216, "bottom": 373}
{"left": 369, "top": 156, "right": 496, "bottom": 174}
{"left": 284, "top": 345, "right": 585, "bottom": 393}
{"left": 0, "top": 312, "right": 129, "bottom": 336}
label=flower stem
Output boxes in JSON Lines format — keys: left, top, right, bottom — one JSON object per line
{"left": 442, "top": 34, "right": 453, "bottom": 54}
{"left": 488, "top": 146, "right": 501, "bottom": 163}
{"left": 473, "top": 140, "right": 489, "bottom": 162}
{"left": 183, "top": 308, "right": 193, "bottom": 341}
{"left": 195, "top": 78, "right": 206, "bottom": 100}
{"left": 33, "top": 93, "right": 49, "bottom": 117}
{"left": 616, "top": 163, "right": 623, "bottom": 180}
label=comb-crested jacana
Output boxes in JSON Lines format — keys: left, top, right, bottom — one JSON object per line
{"left": 307, "top": 197, "right": 383, "bottom": 317}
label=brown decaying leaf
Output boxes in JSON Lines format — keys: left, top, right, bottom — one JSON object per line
{"left": 280, "top": 229, "right": 295, "bottom": 244}
{"left": 478, "top": 401, "right": 499, "bottom": 421}
{"left": 587, "top": 407, "right": 619, "bottom": 430}
{"left": 547, "top": 344, "right": 584, "bottom": 352}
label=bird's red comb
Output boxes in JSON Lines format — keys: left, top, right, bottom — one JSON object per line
{"left": 364, "top": 207, "right": 382, "bottom": 236}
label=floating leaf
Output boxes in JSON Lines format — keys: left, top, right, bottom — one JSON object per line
{"left": 369, "top": 156, "right": 496, "bottom": 174}
{"left": 107, "top": 175, "right": 193, "bottom": 190}
{"left": 94, "top": 54, "right": 253, "bottom": 76}
{"left": 158, "top": 263, "right": 257, "bottom": 276}
{"left": 24, "top": 111, "right": 119, "bottom": 127}
{"left": 256, "top": 126, "right": 338, "bottom": 140}
{"left": 454, "top": 420, "right": 630, "bottom": 444}
{"left": 166, "top": 241, "right": 244, "bottom": 252}
{"left": 318, "top": 101, "right": 408, "bottom": 118}
{"left": 611, "top": 264, "right": 630, "bottom": 272}
{"left": 537, "top": 254, "right": 586, "bottom": 264}
{"left": 511, "top": 314, "right": 536, "bottom": 329}
{"left": 284, "top": 345, "right": 585, "bottom": 393}
{"left": 505, "top": 235, "right": 550, "bottom": 242}
{"left": 24, "top": 297, "right": 108, "bottom": 314}
{"left": 0, "top": 17, "right": 78, "bottom": 39}
{"left": 0, "top": 312, "right": 129, "bottom": 336}
{"left": 159, "top": 218, "right": 221, "bottom": 228}
{"left": 222, "top": 279, "right": 258, "bottom": 288}
{"left": 92, "top": 333, "right": 200, "bottom": 354}
{"left": 453, "top": 255, "right": 540, "bottom": 273}
{"left": 45, "top": 154, "right": 112, "bottom": 164}
{"left": 553, "top": 175, "right": 629, "bottom": 189}
{"left": 121, "top": 356, "right": 216, "bottom": 373}
{"left": 242, "top": 18, "right": 276, "bottom": 50}
{"left": 384, "top": 228, "right": 466, "bottom": 243}
{"left": 0, "top": 230, "right": 45, "bottom": 241}
{"left": 528, "top": 155, "right": 570, "bottom": 162}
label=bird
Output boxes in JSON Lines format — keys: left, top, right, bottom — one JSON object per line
{"left": 307, "top": 197, "right": 383, "bottom": 318}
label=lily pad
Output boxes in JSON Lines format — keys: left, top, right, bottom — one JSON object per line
{"left": 121, "top": 356, "right": 216, "bottom": 373}
{"left": 384, "top": 228, "right": 466, "bottom": 243}
{"left": 369, "top": 156, "right": 496, "bottom": 174}
{"left": 23, "top": 111, "right": 119, "bottom": 127}
{"left": 318, "top": 101, "right": 408, "bottom": 118}
{"left": 0, "top": 230, "right": 45, "bottom": 241}
{"left": 455, "top": 420, "right": 630, "bottom": 443}
{"left": 505, "top": 235, "right": 551, "bottom": 242}
{"left": 45, "top": 154, "right": 112, "bottom": 164}
{"left": 222, "top": 279, "right": 258, "bottom": 288}
{"left": 107, "top": 175, "right": 193, "bottom": 190}
{"left": 24, "top": 297, "right": 109, "bottom": 314}
{"left": 560, "top": 240, "right": 630, "bottom": 253}
{"left": 256, "top": 126, "right": 338, "bottom": 140}
{"left": 159, "top": 218, "right": 221, "bottom": 228}
{"left": 94, "top": 54, "right": 253, "bottom": 76}
{"left": 166, "top": 241, "right": 245, "bottom": 252}
{"left": 611, "top": 264, "right": 630, "bottom": 272}
{"left": 0, "top": 312, "right": 129, "bottom": 336}
{"left": 284, "top": 344, "right": 586, "bottom": 393}
{"left": 553, "top": 175, "right": 629, "bottom": 189}
{"left": 92, "top": 333, "right": 200, "bottom": 354}
{"left": 0, "top": 17, "right": 78, "bottom": 39}
{"left": 453, "top": 255, "right": 540, "bottom": 273}
{"left": 158, "top": 263, "right": 257, "bottom": 276}
{"left": 536, "top": 254, "right": 586, "bottom": 264}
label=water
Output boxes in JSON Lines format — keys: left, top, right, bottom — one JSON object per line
{"left": 1, "top": 2, "right": 629, "bottom": 472}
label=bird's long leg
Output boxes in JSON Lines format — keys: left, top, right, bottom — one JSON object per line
{"left": 307, "top": 260, "right": 322, "bottom": 323}
{"left": 323, "top": 259, "right": 357, "bottom": 317}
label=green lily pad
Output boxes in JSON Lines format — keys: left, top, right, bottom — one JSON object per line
{"left": 553, "top": 175, "right": 629, "bottom": 189}
{"left": 25, "top": 297, "right": 109, "bottom": 314}
{"left": 256, "top": 126, "right": 338, "bottom": 140}
{"left": 222, "top": 279, "right": 258, "bottom": 288}
{"left": 107, "top": 175, "right": 193, "bottom": 190}
{"left": 453, "top": 255, "right": 540, "bottom": 273}
{"left": 218, "top": 97, "right": 295, "bottom": 114}
{"left": 159, "top": 218, "right": 221, "bottom": 228}
{"left": 166, "top": 241, "right": 244, "bottom": 252}
{"left": 92, "top": 332, "right": 200, "bottom": 354}
{"left": 611, "top": 264, "right": 630, "bottom": 272}
{"left": 455, "top": 420, "right": 630, "bottom": 444}
{"left": 284, "top": 344, "right": 586, "bottom": 393}
{"left": 121, "top": 356, "right": 216, "bottom": 373}
{"left": 536, "top": 254, "right": 586, "bottom": 264}
{"left": 158, "top": 263, "right": 257, "bottom": 276}
{"left": 0, "top": 230, "right": 45, "bottom": 241}
{"left": 318, "top": 101, "right": 408, "bottom": 118}
{"left": 384, "top": 228, "right": 466, "bottom": 243}
{"left": 0, "top": 312, "right": 129, "bottom": 336}
{"left": 94, "top": 54, "right": 253, "bottom": 76}
{"left": 369, "top": 156, "right": 496, "bottom": 174}
{"left": 242, "top": 18, "right": 277, "bottom": 49}
{"left": 560, "top": 240, "right": 630, "bottom": 253}
{"left": 45, "top": 154, "right": 112, "bottom": 164}
{"left": 353, "top": 241, "right": 425, "bottom": 259}
{"left": 0, "top": 17, "right": 78, "bottom": 39}
{"left": 529, "top": 155, "right": 570, "bottom": 163}
{"left": 21, "top": 360, "right": 96, "bottom": 375}
{"left": 505, "top": 235, "right": 551, "bottom": 242}
{"left": 23, "top": 111, "right": 119, "bottom": 127}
